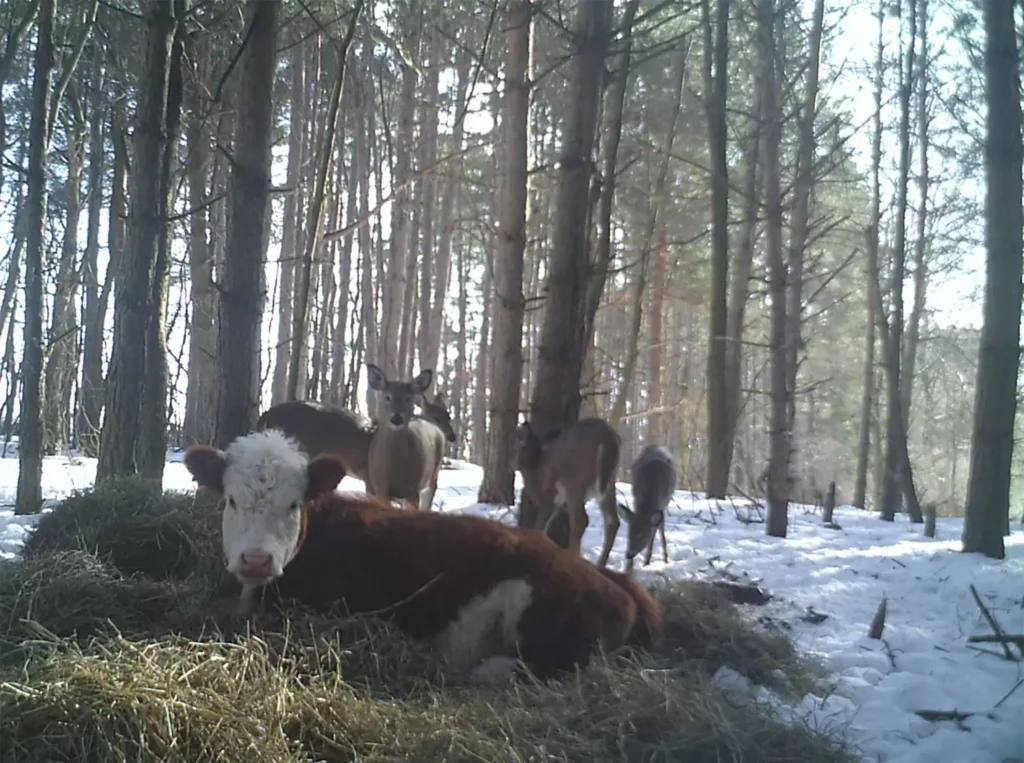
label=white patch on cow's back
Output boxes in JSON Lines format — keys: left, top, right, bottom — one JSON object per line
{"left": 220, "top": 430, "right": 311, "bottom": 580}
{"left": 434, "top": 579, "right": 533, "bottom": 676}
{"left": 469, "top": 656, "right": 519, "bottom": 686}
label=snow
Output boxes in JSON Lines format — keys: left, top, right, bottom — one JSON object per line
{"left": 0, "top": 445, "right": 1021, "bottom": 763}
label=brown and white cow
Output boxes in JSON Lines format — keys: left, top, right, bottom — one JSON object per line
{"left": 184, "top": 429, "right": 663, "bottom": 685}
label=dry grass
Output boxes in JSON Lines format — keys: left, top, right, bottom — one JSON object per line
{"left": 0, "top": 480, "right": 855, "bottom": 763}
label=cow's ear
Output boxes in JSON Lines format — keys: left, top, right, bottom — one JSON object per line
{"left": 184, "top": 446, "right": 227, "bottom": 494}
{"left": 306, "top": 456, "right": 346, "bottom": 501}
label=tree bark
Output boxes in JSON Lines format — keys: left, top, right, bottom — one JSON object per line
{"left": 962, "top": 0, "right": 1021, "bottom": 559}
{"left": 78, "top": 49, "right": 107, "bottom": 455}
{"left": 416, "top": 33, "right": 440, "bottom": 373}
{"left": 271, "top": 41, "right": 306, "bottom": 404}
{"left": 213, "top": 0, "right": 278, "bottom": 447}
{"left": 704, "top": 0, "right": 732, "bottom": 499}
{"left": 96, "top": 0, "right": 177, "bottom": 481}
{"left": 422, "top": 52, "right": 471, "bottom": 375}
{"left": 138, "top": 4, "right": 185, "bottom": 482}
{"left": 582, "top": 0, "right": 640, "bottom": 349}
{"left": 522, "top": 0, "right": 613, "bottom": 531}
{"left": 15, "top": 0, "right": 55, "bottom": 514}
{"left": 880, "top": 0, "right": 917, "bottom": 522}
{"left": 182, "top": 47, "right": 216, "bottom": 445}
{"left": 288, "top": 4, "right": 361, "bottom": 400}
{"left": 354, "top": 38, "right": 378, "bottom": 414}
{"left": 902, "top": 0, "right": 929, "bottom": 436}
{"left": 479, "top": 0, "right": 531, "bottom": 506}
{"left": 42, "top": 106, "right": 85, "bottom": 455}
{"left": 784, "top": 0, "right": 825, "bottom": 434}
{"left": 759, "top": 0, "right": 790, "bottom": 538}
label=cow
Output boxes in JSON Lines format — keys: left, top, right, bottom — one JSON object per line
{"left": 184, "top": 429, "right": 663, "bottom": 685}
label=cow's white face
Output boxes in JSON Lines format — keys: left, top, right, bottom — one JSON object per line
{"left": 184, "top": 430, "right": 345, "bottom": 586}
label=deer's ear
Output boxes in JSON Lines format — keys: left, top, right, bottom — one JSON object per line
{"left": 306, "top": 456, "right": 346, "bottom": 501}
{"left": 413, "top": 368, "right": 433, "bottom": 393}
{"left": 617, "top": 502, "right": 634, "bottom": 523}
{"left": 184, "top": 446, "right": 227, "bottom": 494}
{"left": 366, "top": 363, "right": 387, "bottom": 391}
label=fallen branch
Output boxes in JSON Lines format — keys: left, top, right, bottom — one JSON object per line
{"left": 969, "top": 584, "right": 1019, "bottom": 661}
{"left": 712, "top": 581, "right": 772, "bottom": 606}
{"left": 967, "top": 633, "right": 1024, "bottom": 650}
{"left": 915, "top": 709, "right": 974, "bottom": 722}
{"left": 868, "top": 597, "right": 887, "bottom": 640}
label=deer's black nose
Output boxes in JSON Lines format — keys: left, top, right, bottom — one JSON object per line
{"left": 390, "top": 414, "right": 404, "bottom": 426}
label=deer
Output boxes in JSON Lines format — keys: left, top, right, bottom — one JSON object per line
{"left": 516, "top": 417, "right": 622, "bottom": 568}
{"left": 617, "top": 444, "right": 677, "bottom": 573}
{"left": 255, "top": 394, "right": 457, "bottom": 493}
{"left": 366, "top": 363, "right": 447, "bottom": 511}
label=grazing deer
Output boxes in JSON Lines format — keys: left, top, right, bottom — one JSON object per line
{"left": 255, "top": 394, "right": 458, "bottom": 492}
{"left": 516, "top": 417, "right": 622, "bottom": 567}
{"left": 366, "top": 364, "right": 446, "bottom": 511}
{"left": 617, "top": 444, "right": 677, "bottom": 572}
{"left": 183, "top": 429, "right": 662, "bottom": 684}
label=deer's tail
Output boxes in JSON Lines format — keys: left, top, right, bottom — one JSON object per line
{"left": 598, "top": 567, "right": 663, "bottom": 650}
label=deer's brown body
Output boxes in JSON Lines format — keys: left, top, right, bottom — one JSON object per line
{"left": 619, "top": 444, "right": 677, "bottom": 572}
{"left": 517, "top": 417, "right": 622, "bottom": 567}
{"left": 256, "top": 395, "right": 457, "bottom": 495}
{"left": 367, "top": 364, "right": 447, "bottom": 511}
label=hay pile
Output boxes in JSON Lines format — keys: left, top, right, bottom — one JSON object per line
{"left": 0, "top": 479, "right": 854, "bottom": 763}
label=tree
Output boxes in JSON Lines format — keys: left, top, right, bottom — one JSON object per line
{"left": 759, "top": 0, "right": 789, "bottom": 538}
{"left": 14, "top": 0, "right": 55, "bottom": 515}
{"left": 97, "top": 0, "right": 179, "bottom": 480}
{"left": 213, "top": 0, "right": 279, "bottom": 447}
{"left": 520, "top": 0, "right": 613, "bottom": 532}
{"left": 962, "top": 0, "right": 1022, "bottom": 559}
{"left": 479, "top": 0, "right": 531, "bottom": 506}
{"left": 703, "top": 0, "right": 731, "bottom": 499}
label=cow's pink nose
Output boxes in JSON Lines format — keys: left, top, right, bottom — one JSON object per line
{"left": 238, "top": 550, "right": 272, "bottom": 576}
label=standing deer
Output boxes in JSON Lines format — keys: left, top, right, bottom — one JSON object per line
{"left": 516, "top": 417, "right": 622, "bottom": 567}
{"left": 255, "top": 395, "right": 457, "bottom": 492}
{"left": 617, "top": 444, "right": 676, "bottom": 572}
{"left": 367, "top": 364, "right": 446, "bottom": 511}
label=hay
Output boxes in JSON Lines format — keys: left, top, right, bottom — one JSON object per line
{"left": 0, "top": 484, "right": 855, "bottom": 762}
{"left": 22, "top": 477, "right": 222, "bottom": 581}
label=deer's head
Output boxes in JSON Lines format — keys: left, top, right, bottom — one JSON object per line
{"left": 366, "top": 363, "right": 433, "bottom": 430}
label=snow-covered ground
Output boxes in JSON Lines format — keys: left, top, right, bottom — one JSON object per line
{"left": 0, "top": 447, "right": 1021, "bottom": 763}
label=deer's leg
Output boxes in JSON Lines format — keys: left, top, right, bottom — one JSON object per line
{"left": 659, "top": 520, "right": 669, "bottom": 563}
{"left": 565, "top": 503, "right": 589, "bottom": 557}
{"left": 643, "top": 533, "right": 656, "bottom": 567}
{"left": 596, "top": 491, "right": 619, "bottom": 568}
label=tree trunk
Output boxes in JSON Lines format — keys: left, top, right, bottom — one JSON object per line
{"left": 271, "top": 41, "right": 305, "bottom": 404}
{"left": 14, "top": 0, "right": 54, "bottom": 514}
{"left": 759, "top": 0, "right": 790, "bottom": 539}
{"left": 902, "top": 0, "right": 929, "bottom": 435}
{"left": 962, "top": 0, "right": 1021, "bottom": 559}
{"left": 381, "top": 22, "right": 419, "bottom": 381}
{"left": 582, "top": 0, "right": 640, "bottom": 349}
{"left": 784, "top": 0, "right": 825, "bottom": 434}
{"left": 78, "top": 49, "right": 107, "bottom": 455}
{"left": 97, "top": 0, "right": 177, "bottom": 482}
{"left": 182, "top": 50, "right": 216, "bottom": 445}
{"left": 42, "top": 109, "right": 85, "bottom": 455}
{"left": 648, "top": 231, "right": 666, "bottom": 442}
{"left": 479, "top": 0, "right": 531, "bottom": 506}
{"left": 522, "top": 0, "right": 612, "bottom": 531}
{"left": 355, "top": 40, "right": 378, "bottom": 414}
{"left": 288, "top": 6, "right": 361, "bottom": 400}
{"left": 138, "top": 6, "right": 185, "bottom": 482}
{"left": 416, "top": 33, "right": 440, "bottom": 372}
{"left": 422, "top": 53, "right": 471, "bottom": 375}
{"left": 853, "top": 284, "right": 876, "bottom": 509}
{"left": 704, "top": 0, "right": 732, "bottom": 499}
{"left": 213, "top": 0, "right": 278, "bottom": 447}
{"left": 330, "top": 106, "right": 356, "bottom": 403}
{"left": 880, "top": 0, "right": 917, "bottom": 522}
{"left": 724, "top": 85, "right": 762, "bottom": 484}
{"left": 472, "top": 247, "right": 493, "bottom": 465}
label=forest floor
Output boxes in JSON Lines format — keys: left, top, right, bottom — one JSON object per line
{"left": 0, "top": 443, "right": 1021, "bottom": 763}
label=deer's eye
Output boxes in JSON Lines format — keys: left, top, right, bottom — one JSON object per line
{"left": 227, "top": 496, "right": 237, "bottom": 510}
{"left": 290, "top": 501, "right": 301, "bottom": 512}
{"left": 385, "top": 394, "right": 392, "bottom": 402}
